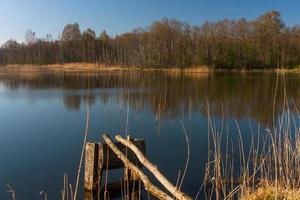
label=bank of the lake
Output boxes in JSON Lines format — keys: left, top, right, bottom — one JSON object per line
{"left": 2, "top": 63, "right": 300, "bottom": 75}
{"left": 0, "top": 63, "right": 211, "bottom": 74}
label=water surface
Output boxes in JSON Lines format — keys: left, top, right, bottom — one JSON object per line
{"left": 0, "top": 71, "right": 299, "bottom": 199}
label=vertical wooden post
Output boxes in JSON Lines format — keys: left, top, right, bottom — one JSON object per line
{"left": 84, "top": 137, "right": 146, "bottom": 200}
{"left": 84, "top": 142, "right": 103, "bottom": 199}
{"left": 84, "top": 142, "right": 95, "bottom": 191}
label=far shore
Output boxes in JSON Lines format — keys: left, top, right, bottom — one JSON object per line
{"left": 0, "top": 63, "right": 211, "bottom": 74}
{"left": 0, "top": 63, "right": 300, "bottom": 74}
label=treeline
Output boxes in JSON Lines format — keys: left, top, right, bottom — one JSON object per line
{"left": 1, "top": 10, "right": 300, "bottom": 69}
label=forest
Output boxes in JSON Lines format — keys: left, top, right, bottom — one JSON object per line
{"left": 1, "top": 10, "right": 300, "bottom": 69}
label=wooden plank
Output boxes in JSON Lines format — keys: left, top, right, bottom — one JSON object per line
{"left": 103, "top": 134, "right": 173, "bottom": 200}
{"left": 115, "top": 135, "right": 192, "bottom": 200}
{"left": 84, "top": 139, "right": 144, "bottom": 190}
{"left": 84, "top": 142, "right": 103, "bottom": 192}
{"left": 102, "top": 138, "right": 145, "bottom": 170}
{"left": 84, "top": 143, "right": 96, "bottom": 191}
{"left": 98, "top": 180, "right": 141, "bottom": 199}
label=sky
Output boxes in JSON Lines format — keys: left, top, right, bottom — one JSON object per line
{"left": 0, "top": 0, "right": 299, "bottom": 45}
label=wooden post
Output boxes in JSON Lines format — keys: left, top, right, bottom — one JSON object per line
{"left": 84, "top": 142, "right": 103, "bottom": 196}
{"left": 84, "top": 136, "right": 147, "bottom": 199}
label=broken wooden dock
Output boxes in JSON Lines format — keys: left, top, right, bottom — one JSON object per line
{"left": 84, "top": 134, "right": 192, "bottom": 200}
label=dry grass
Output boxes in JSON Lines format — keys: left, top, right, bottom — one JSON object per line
{"left": 204, "top": 112, "right": 300, "bottom": 199}
{"left": 4, "top": 63, "right": 300, "bottom": 74}
{"left": 274, "top": 66, "right": 300, "bottom": 73}
{"left": 0, "top": 63, "right": 212, "bottom": 74}
{"left": 203, "top": 73, "right": 300, "bottom": 200}
{"left": 0, "top": 63, "right": 131, "bottom": 73}
{"left": 242, "top": 184, "right": 300, "bottom": 200}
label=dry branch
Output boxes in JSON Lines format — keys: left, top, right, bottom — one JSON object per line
{"left": 102, "top": 134, "right": 174, "bottom": 200}
{"left": 115, "top": 134, "right": 192, "bottom": 200}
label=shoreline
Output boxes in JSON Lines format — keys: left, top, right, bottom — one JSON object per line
{"left": 0, "top": 63, "right": 300, "bottom": 74}
{"left": 0, "top": 63, "right": 211, "bottom": 74}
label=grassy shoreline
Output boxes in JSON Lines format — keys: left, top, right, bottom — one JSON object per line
{"left": 1, "top": 63, "right": 300, "bottom": 74}
{"left": 0, "top": 63, "right": 211, "bottom": 74}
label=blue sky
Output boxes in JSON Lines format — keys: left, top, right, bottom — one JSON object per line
{"left": 0, "top": 0, "right": 299, "bottom": 44}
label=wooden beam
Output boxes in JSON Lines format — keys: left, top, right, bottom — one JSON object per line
{"left": 115, "top": 134, "right": 192, "bottom": 200}
{"left": 99, "top": 179, "right": 141, "bottom": 199}
{"left": 102, "top": 139, "right": 145, "bottom": 169}
{"left": 84, "top": 142, "right": 103, "bottom": 192}
{"left": 84, "top": 139, "right": 145, "bottom": 199}
{"left": 102, "top": 134, "right": 173, "bottom": 200}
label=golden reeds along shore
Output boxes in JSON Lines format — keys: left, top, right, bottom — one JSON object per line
{"left": 2, "top": 63, "right": 300, "bottom": 75}
{"left": 204, "top": 101, "right": 300, "bottom": 200}
{"left": 0, "top": 63, "right": 212, "bottom": 74}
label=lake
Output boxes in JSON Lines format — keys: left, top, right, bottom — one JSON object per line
{"left": 0, "top": 71, "right": 299, "bottom": 199}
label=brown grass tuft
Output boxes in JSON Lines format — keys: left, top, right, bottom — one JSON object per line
{"left": 242, "top": 184, "right": 300, "bottom": 200}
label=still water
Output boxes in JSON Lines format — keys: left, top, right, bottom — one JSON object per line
{"left": 0, "top": 71, "right": 299, "bottom": 199}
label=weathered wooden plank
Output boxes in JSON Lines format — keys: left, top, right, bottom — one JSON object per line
{"left": 98, "top": 179, "right": 141, "bottom": 199}
{"left": 84, "top": 143, "right": 96, "bottom": 191}
{"left": 102, "top": 138, "right": 146, "bottom": 170}
{"left": 102, "top": 134, "right": 173, "bottom": 200}
{"left": 84, "top": 138, "right": 145, "bottom": 195}
{"left": 115, "top": 134, "right": 192, "bottom": 200}
{"left": 84, "top": 142, "right": 103, "bottom": 192}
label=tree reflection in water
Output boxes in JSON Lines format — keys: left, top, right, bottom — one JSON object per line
{"left": 0, "top": 71, "right": 299, "bottom": 126}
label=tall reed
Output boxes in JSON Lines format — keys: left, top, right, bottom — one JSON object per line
{"left": 203, "top": 74, "right": 300, "bottom": 200}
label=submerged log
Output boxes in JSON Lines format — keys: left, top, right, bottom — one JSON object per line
{"left": 115, "top": 134, "right": 192, "bottom": 200}
{"left": 102, "top": 134, "right": 173, "bottom": 200}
